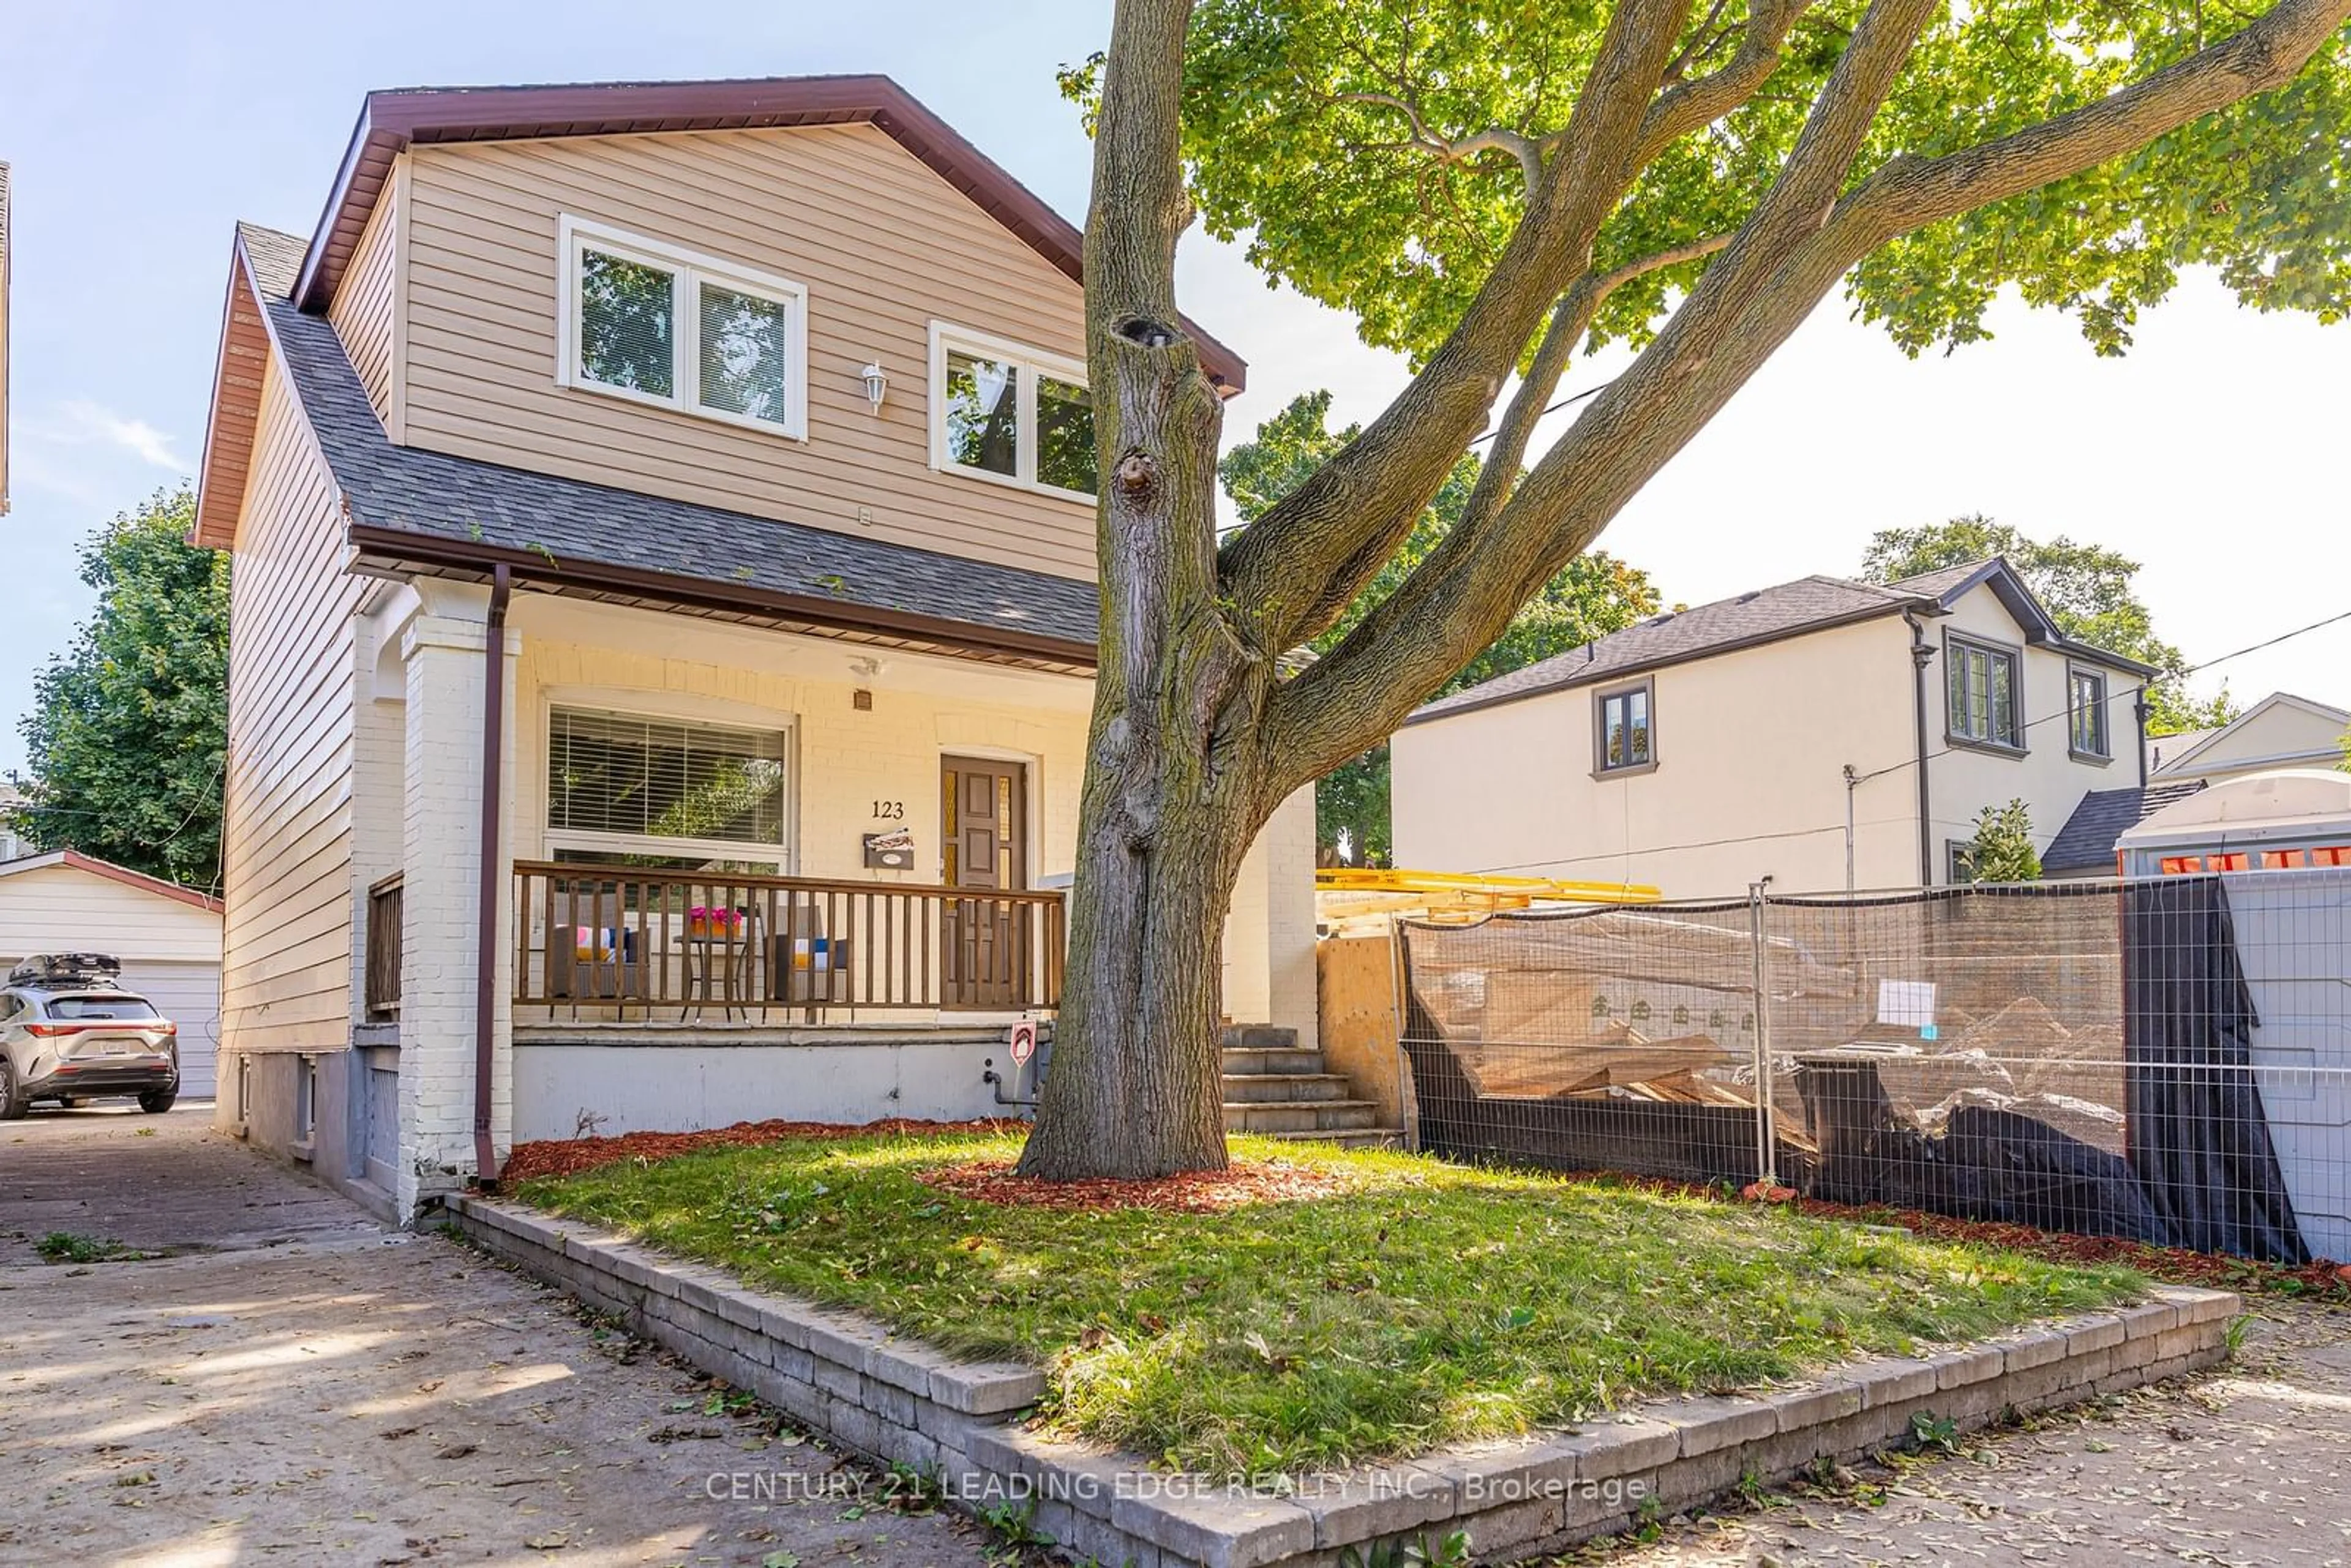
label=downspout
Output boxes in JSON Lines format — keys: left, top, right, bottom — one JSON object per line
{"left": 474, "top": 564, "right": 511, "bottom": 1188}
{"left": 1904, "top": 611, "right": 1934, "bottom": 887}
{"left": 2135, "top": 688, "right": 2150, "bottom": 789}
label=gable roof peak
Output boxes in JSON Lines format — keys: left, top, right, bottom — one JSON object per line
{"left": 290, "top": 73, "right": 1244, "bottom": 389}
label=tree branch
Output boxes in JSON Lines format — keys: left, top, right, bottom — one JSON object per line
{"left": 1337, "top": 91, "right": 1549, "bottom": 195}
{"left": 1218, "top": 0, "right": 1698, "bottom": 655}
{"left": 1633, "top": 0, "right": 1818, "bottom": 166}
{"left": 1837, "top": 0, "right": 2351, "bottom": 242}
{"left": 1458, "top": 230, "right": 1736, "bottom": 533}
{"left": 1261, "top": 0, "right": 1942, "bottom": 788}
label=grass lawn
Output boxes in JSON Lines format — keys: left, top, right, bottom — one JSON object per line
{"left": 514, "top": 1130, "right": 2141, "bottom": 1477}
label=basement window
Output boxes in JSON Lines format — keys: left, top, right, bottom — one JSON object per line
{"left": 558, "top": 216, "right": 808, "bottom": 438}
{"left": 929, "top": 323, "right": 1096, "bottom": 499}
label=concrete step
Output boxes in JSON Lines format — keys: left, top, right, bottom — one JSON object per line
{"left": 1223, "top": 1099, "right": 1382, "bottom": 1135}
{"left": 1220, "top": 1046, "right": 1326, "bottom": 1076}
{"left": 1221, "top": 1024, "right": 1300, "bottom": 1052}
{"left": 1218, "top": 1072, "right": 1354, "bottom": 1104}
{"left": 1278, "top": 1127, "right": 1405, "bottom": 1151}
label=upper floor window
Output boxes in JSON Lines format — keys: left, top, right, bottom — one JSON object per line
{"left": 558, "top": 217, "right": 808, "bottom": 439}
{"left": 2068, "top": 666, "right": 2110, "bottom": 759}
{"left": 1946, "top": 635, "right": 2021, "bottom": 751}
{"left": 929, "top": 324, "right": 1096, "bottom": 499}
{"left": 1594, "top": 680, "right": 1655, "bottom": 775}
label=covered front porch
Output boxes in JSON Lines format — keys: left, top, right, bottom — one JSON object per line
{"left": 360, "top": 589, "right": 1318, "bottom": 1151}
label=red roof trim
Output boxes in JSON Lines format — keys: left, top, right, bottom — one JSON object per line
{"left": 292, "top": 76, "right": 1247, "bottom": 392}
{"left": 0, "top": 850, "right": 225, "bottom": 914}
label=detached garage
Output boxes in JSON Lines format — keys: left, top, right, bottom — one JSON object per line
{"left": 0, "top": 852, "right": 223, "bottom": 1097}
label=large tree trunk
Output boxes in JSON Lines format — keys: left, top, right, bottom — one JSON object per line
{"left": 1017, "top": 0, "right": 1269, "bottom": 1182}
{"left": 1016, "top": 318, "right": 1269, "bottom": 1180}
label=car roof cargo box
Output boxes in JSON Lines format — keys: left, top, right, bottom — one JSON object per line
{"left": 7, "top": 953, "right": 124, "bottom": 989}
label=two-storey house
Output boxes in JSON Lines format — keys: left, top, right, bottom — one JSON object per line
{"left": 1392, "top": 558, "right": 2155, "bottom": 897}
{"left": 193, "top": 78, "right": 1319, "bottom": 1221}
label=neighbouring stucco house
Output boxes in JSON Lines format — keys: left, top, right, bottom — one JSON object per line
{"left": 192, "top": 77, "right": 1319, "bottom": 1224}
{"left": 1392, "top": 558, "right": 2154, "bottom": 898}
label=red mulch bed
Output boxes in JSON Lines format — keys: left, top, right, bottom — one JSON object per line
{"left": 1794, "top": 1195, "right": 2351, "bottom": 1300}
{"left": 500, "top": 1118, "right": 1023, "bottom": 1184}
{"left": 1583, "top": 1169, "right": 2351, "bottom": 1302}
{"left": 917, "top": 1157, "right": 1349, "bottom": 1214}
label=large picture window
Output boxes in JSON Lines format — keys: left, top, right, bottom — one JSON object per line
{"left": 929, "top": 324, "right": 1096, "bottom": 498}
{"left": 559, "top": 217, "right": 808, "bottom": 438}
{"left": 546, "top": 707, "right": 791, "bottom": 872}
{"left": 1946, "top": 635, "right": 2022, "bottom": 750}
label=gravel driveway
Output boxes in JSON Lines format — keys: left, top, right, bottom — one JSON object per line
{"left": 0, "top": 1106, "right": 994, "bottom": 1567}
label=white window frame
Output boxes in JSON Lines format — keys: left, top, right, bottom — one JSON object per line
{"left": 555, "top": 216, "right": 808, "bottom": 440}
{"left": 541, "top": 698, "right": 798, "bottom": 876}
{"left": 927, "top": 321, "right": 1095, "bottom": 501}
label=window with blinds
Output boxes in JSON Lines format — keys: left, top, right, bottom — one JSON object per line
{"left": 546, "top": 707, "right": 790, "bottom": 869}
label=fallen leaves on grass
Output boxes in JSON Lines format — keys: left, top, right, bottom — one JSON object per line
{"left": 916, "top": 1156, "right": 1348, "bottom": 1214}
{"left": 500, "top": 1119, "right": 1025, "bottom": 1184}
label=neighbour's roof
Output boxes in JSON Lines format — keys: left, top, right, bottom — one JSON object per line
{"left": 1889, "top": 558, "right": 2156, "bottom": 675}
{"left": 292, "top": 76, "right": 1243, "bottom": 391}
{"left": 1408, "top": 554, "right": 2156, "bottom": 726}
{"left": 2042, "top": 781, "right": 2209, "bottom": 874}
{"left": 1408, "top": 575, "right": 1933, "bottom": 724}
{"left": 0, "top": 850, "right": 225, "bottom": 915}
{"left": 233, "top": 225, "right": 1102, "bottom": 669}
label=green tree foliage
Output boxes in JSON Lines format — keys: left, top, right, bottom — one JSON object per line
{"left": 1072, "top": 0, "right": 2351, "bottom": 367}
{"left": 1221, "top": 392, "right": 1660, "bottom": 861}
{"left": 1957, "top": 798, "right": 2042, "bottom": 883}
{"left": 13, "top": 487, "right": 229, "bottom": 887}
{"left": 1861, "top": 516, "right": 2236, "bottom": 735}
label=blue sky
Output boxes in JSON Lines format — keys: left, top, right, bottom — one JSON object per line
{"left": 2, "top": 0, "right": 2346, "bottom": 778}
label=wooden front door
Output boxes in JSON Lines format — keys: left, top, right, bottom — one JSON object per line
{"left": 942, "top": 757, "right": 1028, "bottom": 1008}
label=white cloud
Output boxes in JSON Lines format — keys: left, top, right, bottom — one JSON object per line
{"left": 61, "top": 398, "right": 186, "bottom": 470}
{"left": 26, "top": 398, "right": 188, "bottom": 473}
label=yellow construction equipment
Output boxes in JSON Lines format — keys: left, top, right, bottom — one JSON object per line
{"left": 1315, "top": 867, "right": 1660, "bottom": 931}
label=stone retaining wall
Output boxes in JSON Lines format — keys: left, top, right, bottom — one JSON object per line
{"left": 444, "top": 1195, "right": 2236, "bottom": 1568}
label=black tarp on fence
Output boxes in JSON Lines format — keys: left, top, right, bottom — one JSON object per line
{"left": 1398, "top": 877, "right": 2312, "bottom": 1262}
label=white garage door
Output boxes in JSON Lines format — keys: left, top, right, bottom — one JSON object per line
{"left": 118, "top": 961, "right": 221, "bottom": 1099}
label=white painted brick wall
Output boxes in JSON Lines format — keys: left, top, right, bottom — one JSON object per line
{"left": 396, "top": 604, "right": 518, "bottom": 1217}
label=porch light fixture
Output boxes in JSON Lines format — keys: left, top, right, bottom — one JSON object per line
{"left": 860, "top": 361, "right": 888, "bottom": 413}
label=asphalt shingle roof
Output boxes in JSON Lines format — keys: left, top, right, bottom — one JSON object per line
{"left": 2042, "top": 780, "right": 2209, "bottom": 874}
{"left": 1408, "top": 574, "right": 1930, "bottom": 724}
{"left": 238, "top": 225, "right": 1100, "bottom": 656}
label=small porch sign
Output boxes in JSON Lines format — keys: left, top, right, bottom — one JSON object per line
{"left": 1007, "top": 1019, "right": 1037, "bottom": 1067}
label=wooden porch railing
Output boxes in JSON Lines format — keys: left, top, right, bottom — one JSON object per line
{"left": 512, "top": 860, "right": 1066, "bottom": 1022}
{"left": 364, "top": 872, "right": 405, "bottom": 1019}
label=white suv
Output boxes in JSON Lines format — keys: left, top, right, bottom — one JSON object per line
{"left": 0, "top": 955, "right": 179, "bottom": 1119}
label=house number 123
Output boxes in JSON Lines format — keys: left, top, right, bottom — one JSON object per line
{"left": 871, "top": 801, "right": 905, "bottom": 820}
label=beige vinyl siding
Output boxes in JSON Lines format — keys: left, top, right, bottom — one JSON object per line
{"left": 329, "top": 171, "right": 402, "bottom": 430}
{"left": 398, "top": 124, "right": 1098, "bottom": 580}
{"left": 220, "top": 354, "right": 363, "bottom": 1052}
{"left": 0, "top": 865, "right": 221, "bottom": 963}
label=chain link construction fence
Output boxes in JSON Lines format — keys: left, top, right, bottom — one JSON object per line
{"left": 1398, "top": 868, "right": 2351, "bottom": 1264}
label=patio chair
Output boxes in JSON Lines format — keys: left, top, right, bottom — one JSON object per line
{"left": 550, "top": 883, "right": 647, "bottom": 1002}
